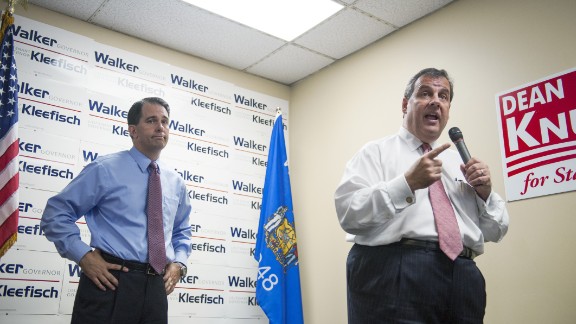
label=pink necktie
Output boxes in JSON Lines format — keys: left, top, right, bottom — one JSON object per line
{"left": 422, "top": 144, "right": 463, "bottom": 260}
{"left": 148, "top": 161, "right": 166, "bottom": 274}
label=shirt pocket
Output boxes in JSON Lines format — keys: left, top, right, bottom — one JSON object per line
{"left": 445, "top": 178, "right": 481, "bottom": 224}
{"left": 162, "top": 195, "right": 180, "bottom": 223}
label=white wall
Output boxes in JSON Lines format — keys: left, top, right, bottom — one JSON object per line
{"left": 290, "top": 0, "right": 576, "bottom": 323}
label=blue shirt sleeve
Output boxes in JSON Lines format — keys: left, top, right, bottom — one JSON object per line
{"left": 170, "top": 179, "right": 193, "bottom": 264}
{"left": 40, "top": 161, "right": 106, "bottom": 263}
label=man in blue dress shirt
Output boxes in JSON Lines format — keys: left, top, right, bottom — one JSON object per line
{"left": 41, "top": 97, "right": 192, "bottom": 324}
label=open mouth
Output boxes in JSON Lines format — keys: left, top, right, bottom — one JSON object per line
{"left": 425, "top": 113, "right": 439, "bottom": 121}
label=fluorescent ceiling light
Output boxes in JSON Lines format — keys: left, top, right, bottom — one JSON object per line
{"left": 183, "top": 0, "right": 343, "bottom": 41}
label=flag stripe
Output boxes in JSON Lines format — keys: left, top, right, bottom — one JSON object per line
{"left": 0, "top": 172, "right": 18, "bottom": 217}
{"left": 0, "top": 139, "right": 19, "bottom": 187}
{"left": 0, "top": 122, "right": 17, "bottom": 154}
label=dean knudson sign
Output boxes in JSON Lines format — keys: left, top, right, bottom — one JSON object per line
{"left": 496, "top": 68, "right": 576, "bottom": 201}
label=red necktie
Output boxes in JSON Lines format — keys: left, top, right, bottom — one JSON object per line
{"left": 148, "top": 161, "right": 166, "bottom": 274}
{"left": 422, "top": 144, "right": 463, "bottom": 260}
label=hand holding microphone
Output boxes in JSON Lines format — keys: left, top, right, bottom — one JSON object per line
{"left": 448, "top": 127, "right": 471, "bottom": 163}
{"left": 448, "top": 127, "right": 492, "bottom": 201}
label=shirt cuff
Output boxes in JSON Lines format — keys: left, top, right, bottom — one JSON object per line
{"left": 477, "top": 190, "right": 505, "bottom": 217}
{"left": 173, "top": 250, "right": 189, "bottom": 265}
{"left": 69, "top": 242, "right": 93, "bottom": 264}
{"left": 388, "top": 174, "right": 416, "bottom": 210}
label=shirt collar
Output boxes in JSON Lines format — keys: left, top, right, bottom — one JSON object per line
{"left": 399, "top": 126, "right": 437, "bottom": 153}
{"left": 129, "top": 147, "right": 160, "bottom": 173}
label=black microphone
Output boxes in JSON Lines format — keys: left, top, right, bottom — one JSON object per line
{"left": 448, "top": 127, "right": 471, "bottom": 163}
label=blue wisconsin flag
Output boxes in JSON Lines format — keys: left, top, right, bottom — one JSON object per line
{"left": 254, "top": 110, "right": 304, "bottom": 324}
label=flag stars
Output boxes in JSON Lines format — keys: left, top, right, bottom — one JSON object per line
{"left": 0, "top": 22, "right": 18, "bottom": 144}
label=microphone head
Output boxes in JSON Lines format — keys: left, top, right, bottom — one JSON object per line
{"left": 448, "top": 127, "right": 463, "bottom": 142}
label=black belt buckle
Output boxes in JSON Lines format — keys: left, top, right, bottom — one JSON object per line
{"left": 146, "top": 265, "right": 165, "bottom": 276}
{"left": 146, "top": 266, "right": 158, "bottom": 275}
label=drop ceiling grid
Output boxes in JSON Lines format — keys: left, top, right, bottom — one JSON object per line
{"left": 246, "top": 44, "right": 336, "bottom": 85}
{"left": 354, "top": 0, "right": 455, "bottom": 27}
{"left": 27, "top": 0, "right": 457, "bottom": 84}
{"left": 294, "top": 7, "right": 396, "bottom": 60}
{"left": 87, "top": 0, "right": 287, "bottom": 70}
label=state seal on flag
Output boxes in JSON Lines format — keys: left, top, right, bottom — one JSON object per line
{"left": 263, "top": 206, "right": 298, "bottom": 271}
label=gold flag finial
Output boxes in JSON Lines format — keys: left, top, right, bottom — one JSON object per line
{"left": 3, "top": 0, "right": 28, "bottom": 15}
{"left": 1, "top": 0, "right": 26, "bottom": 39}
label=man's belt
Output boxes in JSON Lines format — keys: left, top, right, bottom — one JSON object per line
{"left": 100, "top": 251, "right": 165, "bottom": 275}
{"left": 398, "top": 238, "right": 478, "bottom": 260}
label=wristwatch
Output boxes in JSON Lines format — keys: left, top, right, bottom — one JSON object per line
{"left": 176, "top": 262, "right": 187, "bottom": 277}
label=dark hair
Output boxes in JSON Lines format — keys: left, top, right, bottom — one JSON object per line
{"left": 404, "top": 68, "right": 454, "bottom": 102}
{"left": 127, "top": 97, "right": 170, "bottom": 125}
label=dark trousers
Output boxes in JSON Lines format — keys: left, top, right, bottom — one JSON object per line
{"left": 347, "top": 242, "right": 486, "bottom": 324}
{"left": 71, "top": 268, "right": 168, "bottom": 324}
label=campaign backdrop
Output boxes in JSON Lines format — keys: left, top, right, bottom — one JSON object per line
{"left": 495, "top": 68, "right": 576, "bottom": 201}
{"left": 0, "top": 15, "right": 285, "bottom": 324}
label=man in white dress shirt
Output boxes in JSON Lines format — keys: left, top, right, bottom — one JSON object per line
{"left": 335, "top": 68, "right": 509, "bottom": 323}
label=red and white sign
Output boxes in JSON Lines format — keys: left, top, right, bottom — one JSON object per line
{"left": 496, "top": 68, "right": 576, "bottom": 201}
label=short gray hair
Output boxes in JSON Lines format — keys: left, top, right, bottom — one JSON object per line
{"left": 404, "top": 68, "right": 454, "bottom": 102}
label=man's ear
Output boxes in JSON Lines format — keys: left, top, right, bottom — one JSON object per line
{"left": 402, "top": 97, "right": 408, "bottom": 114}
{"left": 128, "top": 125, "right": 136, "bottom": 138}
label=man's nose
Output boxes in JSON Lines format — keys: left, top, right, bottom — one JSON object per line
{"left": 428, "top": 95, "right": 441, "bottom": 106}
{"left": 156, "top": 122, "right": 167, "bottom": 130}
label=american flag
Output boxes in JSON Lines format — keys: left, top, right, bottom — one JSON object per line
{"left": 0, "top": 17, "right": 19, "bottom": 259}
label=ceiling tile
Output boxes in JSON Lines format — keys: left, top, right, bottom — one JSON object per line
{"left": 333, "top": 0, "right": 358, "bottom": 5}
{"left": 354, "top": 0, "right": 454, "bottom": 27}
{"left": 29, "top": 0, "right": 107, "bottom": 20}
{"left": 246, "top": 44, "right": 335, "bottom": 85}
{"left": 295, "top": 7, "right": 395, "bottom": 59}
{"left": 88, "top": 0, "right": 287, "bottom": 70}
